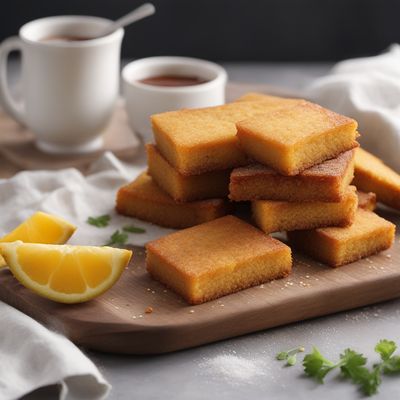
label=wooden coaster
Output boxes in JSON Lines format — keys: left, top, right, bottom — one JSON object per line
{"left": 0, "top": 99, "right": 141, "bottom": 171}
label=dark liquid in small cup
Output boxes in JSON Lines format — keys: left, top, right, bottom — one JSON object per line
{"left": 40, "top": 35, "right": 92, "bottom": 42}
{"left": 138, "top": 75, "right": 208, "bottom": 87}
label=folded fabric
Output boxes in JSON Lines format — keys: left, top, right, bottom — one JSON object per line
{"left": 0, "top": 152, "right": 172, "bottom": 400}
{"left": 0, "top": 302, "right": 110, "bottom": 400}
{"left": 306, "top": 44, "right": 400, "bottom": 172}
{"left": 0, "top": 152, "right": 173, "bottom": 246}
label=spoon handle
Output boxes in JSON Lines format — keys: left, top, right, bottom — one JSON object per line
{"left": 103, "top": 3, "right": 156, "bottom": 36}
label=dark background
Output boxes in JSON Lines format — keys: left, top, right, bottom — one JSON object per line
{"left": 1, "top": 0, "right": 399, "bottom": 61}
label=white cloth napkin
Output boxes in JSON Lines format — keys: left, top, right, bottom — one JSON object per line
{"left": 305, "top": 44, "right": 400, "bottom": 172}
{"left": 0, "top": 152, "right": 173, "bottom": 246}
{"left": 0, "top": 302, "right": 109, "bottom": 400}
{"left": 0, "top": 152, "right": 172, "bottom": 400}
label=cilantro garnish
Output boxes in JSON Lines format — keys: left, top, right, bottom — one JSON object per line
{"left": 277, "top": 339, "right": 400, "bottom": 396}
{"left": 122, "top": 225, "right": 146, "bottom": 234}
{"left": 303, "top": 346, "right": 336, "bottom": 382}
{"left": 87, "top": 214, "right": 111, "bottom": 228}
{"left": 375, "top": 339, "right": 400, "bottom": 375}
{"left": 105, "top": 230, "right": 128, "bottom": 247}
{"left": 276, "top": 346, "right": 305, "bottom": 366}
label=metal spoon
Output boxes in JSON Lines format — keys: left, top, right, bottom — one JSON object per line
{"left": 99, "top": 3, "right": 156, "bottom": 37}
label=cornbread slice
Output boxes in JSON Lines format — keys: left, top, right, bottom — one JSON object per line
{"left": 357, "top": 191, "right": 377, "bottom": 211}
{"left": 236, "top": 102, "right": 358, "bottom": 175}
{"left": 151, "top": 100, "right": 301, "bottom": 175}
{"left": 288, "top": 209, "right": 395, "bottom": 267}
{"left": 146, "top": 215, "right": 292, "bottom": 304}
{"left": 146, "top": 144, "right": 230, "bottom": 202}
{"left": 229, "top": 149, "right": 355, "bottom": 202}
{"left": 353, "top": 148, "right": 400, "bottom": 210}
{"left": 116, "top": 173, "right": 231, "bottom": 229}
{"left": 252, "top": 186, "right": 358, "bottom": 234}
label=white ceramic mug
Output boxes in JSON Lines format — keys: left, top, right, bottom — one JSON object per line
{"left": 122, "top": 56, "right": 227, "bottom": 142}
{"left": 0, "top": 16, "right": 124, "bottom": 154}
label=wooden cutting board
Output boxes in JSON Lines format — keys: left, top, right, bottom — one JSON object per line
{"left": 0, "top": 82, "right": 398, "bottom": 355}
{"left": 0, "top": 208, "right": 398, "bottom": 355}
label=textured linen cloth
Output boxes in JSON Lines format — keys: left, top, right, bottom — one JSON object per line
{"left": 306, "top": 44, "right": 400, "bottom": 172}
{"left": 0, "top": 152, "right": 171, "bottom": 400}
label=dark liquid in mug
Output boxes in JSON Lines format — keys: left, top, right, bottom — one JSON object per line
{"left": 138, "top": 75, "right": 208, "bottom": 87}
{"left": 40, "top": 35, "right": 92, "bottom": 42}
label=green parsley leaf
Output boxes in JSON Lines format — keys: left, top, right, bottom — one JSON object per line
{"left": 374, "top": 339, "right": 400, "bottom": 376}
{"left": 280, "top": 340, "right": 400, "bottom": 396}
{"left": 375, "top": 339, "right": 397, "bottom": 361}
{"left": 122, "top": 225, "right": 146, "bottom": 234}
{"left": 287, "top": 354, "right": 297, "bottom": 366}
{"left": 276, "top": 347, "right": 304, "bottom": 366}
{"left": 358, "top": 366, "right": 381, "bottom": 396}
{"left": 303, "top": 347, "right": 336, "bottom": 383}
{"left": 276, "top": 351, "right": 288, "bottom": 361}
{"left": 381, "top": 355, "right": 400, "bottom": 374}
{"left": 339, "top": 349, "right": 380, "bottom": 396}
{"left": 87, "top": 214, "right": 111, "bottom": 228}
{"left": 340, "top": 348, "right": 368, "bottom": 379}
{"left": 105, "top": 230, "right": 128, "bottom": 247}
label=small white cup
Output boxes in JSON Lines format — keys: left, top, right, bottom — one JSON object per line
{"left": 122, "top": 56, "right": 227, "bottom": 142}
{"left": 0, "top": 16, "right": 124, "bottom": 154}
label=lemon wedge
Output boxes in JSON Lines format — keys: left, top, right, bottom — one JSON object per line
{"left": 0, "top": 211, "right": 77, "bottom": 267}
{"left": 0, "top": 241, "right": 132, "bottom": 303}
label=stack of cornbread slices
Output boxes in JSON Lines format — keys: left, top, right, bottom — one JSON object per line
{"left": 231, "top": 95, "right": 395, "bottom": 268}
{"left": 116, "top": 92, "right": 397, "bottom": 305}
{"left": 116, "top": 94, "right": 302, "bottom": 228}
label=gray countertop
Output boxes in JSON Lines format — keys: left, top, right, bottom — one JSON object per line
{"left": 21, "top": 62, "right": 400, "bottom": 400}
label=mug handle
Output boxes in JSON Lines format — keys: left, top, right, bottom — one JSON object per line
{"left": 0, "top": 36, "right": 25, "bottom": 124}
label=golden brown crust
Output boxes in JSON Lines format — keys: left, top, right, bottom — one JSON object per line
{"left": 236, "top": 102, "right": 358, "bottom": 175}
{"left": 185, "top": 270, "right": 291, "bottom": 305}
{"left": 252, "top": 186, "right": 358, "bottom": 234}
{"left": 146, "top": 216, "right": 292, "bottom": 304}
{"left": 116, "top": 173, "right": 231, "bottom": 229}
{"left": 353, "top": 148, "right": 400, "bottom": 210}
{"left": 151, "top": 99, "right": 302, "bottom": 175}
{"left": 287, "top": 209, "right": 395, "bottom": 267}
{"left": 230, "top": 150, "right": 355, "bottom": 202}
{"left": 146, "top": 144, "right": 231, "bottom": 202}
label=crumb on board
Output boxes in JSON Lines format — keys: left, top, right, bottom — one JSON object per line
{"left": 145, "top": 306, "right": 153, "bottom": 314}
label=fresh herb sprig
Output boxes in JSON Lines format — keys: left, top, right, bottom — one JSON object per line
{"left": 105, "top": 230, "right": 128, "bottom": 247}
{"left": 123, "top": 225, "right": 146, "bottom": 234}
{"left": 276, "top": 346, "right": 305, "bottom": 366}
{"left": 374, "top": 339, "right": 400, "bottom": 374}
{"left": 87, "top": 215, "right": 146, "bottom": 234}
{"left": 276, "top": 339, "right": 400, "bottom": 396}
{"left": 87, "top": 214, "right": 111, "bottom": 228}
{"left": 88, "top": 214, "right": 146, "bottom": 246}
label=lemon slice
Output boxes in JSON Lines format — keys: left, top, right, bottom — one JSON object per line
{"left": 0, "top": 212, "right": 77, "bottom": 267}
{"left": 0, "top": 241, "right": 132, "bottom": 303}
